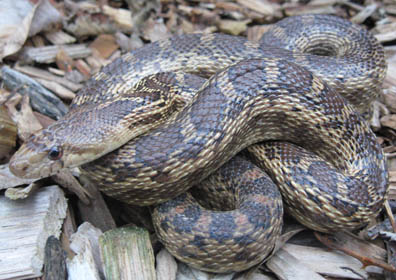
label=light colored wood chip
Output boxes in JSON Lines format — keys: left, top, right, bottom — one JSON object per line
{"left": 218, "top": 19, "right": 250, "bottom": 36}
{"left": 102, "top": 5, "right": 133, "bottom": 31}
{"left": 142, "top": 18, "right": 170, "bottom": 42}
{"left": 156, "top": 249, "right": 177, "bottom": 280}
{"left": 67, "top": 222, "right": 104, "bottom": 280}
{"left": 381, "top": 114, "right": 396, "bottom": 129}
{"left": 20, "top": 44, "right": 92, "bottom": 64}
{"left": 375, "top": 22, "right": 396, "bottom": 43}
{"left": 350, "top": 3, "right": 378, "bottom": 24}
{"left": 176, "top": 262, "right": 235, "bottom": 280}
{"left": 14, "top": 64, "right": 82, "bottom": 92}
{"left": 100, "top": 227, "right": 156, "bottom": 280}
{"left": 284, "top": 244, "right": 367, "bottom": 279}
{"left": 236, "top": 0, "right": 280, "bottom": 16}
{"left": 5, "top": 182, "right": 40, "bottom": 200}
{"left": 283, "top": 0, "right": 337, "bottom": 16}
{"left": 0, "top": 186, "right": 67, "bottom": 279}
{"left": 266, "top": 248, "right": 326, "bottom": 280}
{"left": 67, "top": 242, "right": 102, "bottom": 280}
{"left": 382, "top": 88, "right": 396, "bottom": 113}
{"left": 35, "top": 77, "right": 76, "bottom": 100}
{"left": 74, "top": 59, "right": 91, "bottom": 78}
{"left": 45, "top": 30, "right": 77, "bottom": 45}
{"left": 245, "top": 273, "right": 276, "bottom": 280}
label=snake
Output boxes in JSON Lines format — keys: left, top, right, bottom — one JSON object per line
{"left": 9, "top": 14, "right": 389, "bottom": 273}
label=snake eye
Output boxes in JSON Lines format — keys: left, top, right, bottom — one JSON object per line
{"left": 48, "top": 146, "right": 63, "bottom": 161}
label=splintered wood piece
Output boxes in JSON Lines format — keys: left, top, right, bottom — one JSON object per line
{"left": 0, "top": 66, "right": 68, "bottom": 120}
{"left": 67, "top": 222, "right": 104, "bottom": 280}
{"left": 375, "top": 22, "right": 396, "bottom": 43}
{"left": 315, "top": 232, "right": 394, "bottom": 272}
{"left": 6, "top": 94, "right": 43, "bottom": 141}
{"left": 175, "top": 262, "right": 236, "bottom": 280}
{"left": 0, "top": 186, "right": 67, "bottom": 279}
{"left": 99, "top": 227, "right": 156, "bottom": 280}
{"left": 52, "top": 169, "right": 91, "bottom": 205}
{"left": 102, "top": 5, "right": 134, "bottom": 31}
{"left": 20, "top": 44, "right": 92, "bottom": 64}
{"left": 236, "top": 0, "right": 280, "bottom": 16}
{"left": 43, "top": 236, "right": 67, "bottom": 280}
{"left": 156, "top": 249, "right": 177, "bottom": 280}
{"left": 45, "top": 30, "right": 77, "bottom": 45}
{"left": 266, "top": 248, "right": 326, "bottom": 280}
{"left": 34, "top": 77, "right": 76, "bottom": 100}
{"left": 77, "top": 175, "right": 116, "bottom": 232}
{"left": 283, "top": 244, "right": 368, "bottom": 279}
{"left": 14, "top": 64, "right": 82, "bottom": 92}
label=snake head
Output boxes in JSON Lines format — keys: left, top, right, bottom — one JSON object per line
{"left": 9, "top": 120, "right": 105, "bottom": 179}
{"left": 9, "top": 128, "right": 66, "bottom": 179}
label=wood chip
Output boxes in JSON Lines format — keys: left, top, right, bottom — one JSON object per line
{"left": 89, "top": 34, "right": 119, "bottom": 59}
{"left": 1, "top": 66, "right": 68, "bottom": 120}
{"left": 67, "top": 222, "right": 104, "bottom": 280}
{"left": 350, "top": 3, "right": 378, "bottom": 24}
{"left": 14, "top": 64, "right": 82, "bottom": 92}
{"left": 283, "top": 0, "right": 337, "bottom": 16}
{"left": 266, "top": 248, "right": 326, "bottom": 280}
{"left": 381, "top": 114, "right": 396, "bottom": 130}
{"left": 156, "top": 249, "right": 177, "bottom": 280}
{"left": 20, "top": 44, "right": 92, "bottom": 64}
{"left": 142, "top": 18, "right": 170, "bottom": 42}
{"left": 74, "top": 59, "right": 91, "bottom": 79}
{"left": 35, "top": 77, "right": 76, "bottom": 100}
{"left": 382, "top": 88, "right": 396, "bottom": 113}
{"left": 375, "top": 22, "right": 396, "bottom": 43}
{"left": 77, "top": 175, "right": 117, "bottom": 232}
{"left": 100, "top": 227, "right": 156, "bottom": 280}
{"left": 102, "top": 5, "right": 134, "bottom": 31}
{"left": 176, "top": 262, "right": 235, "bottom": 280}
{"left": 236, "top": 0, "right": 280, "bottom": 16}
{"left": 56, "top": 48, "right": 75, "bottom": 72}
{"left": 218, "top": 19, "right": 250, "bottom": 36}
{"left": 5, "top": 94, "right": 43, "bottom": 141}
{"left": 283, "top": 244, "right": 368, "bottom": 279}
{"left": 52, "top": 169, "right": 91, "bottom": 205}
{"left": 45, "top": 30, "right": 77, "bottom": 45}
{"left": 43, "top": 236, "right": 67, "bottom": 280}
{"left": 0, "top": 186, "right": 67, "bottom": 279}
{"left": 5, "top": 182, "right": 40, "bottom": 200}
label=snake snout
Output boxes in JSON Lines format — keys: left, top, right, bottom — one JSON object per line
{"left": 9, "top": 158, "right": 30, "bottom": 178}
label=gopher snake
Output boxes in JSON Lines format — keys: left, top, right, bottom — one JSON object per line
{"left": 10, "top": 15, "right": 388, "bottom": 272}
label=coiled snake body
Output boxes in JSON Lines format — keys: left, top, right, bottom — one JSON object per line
{"left": 10, "top": 15, "right": 388, "bottom": 272}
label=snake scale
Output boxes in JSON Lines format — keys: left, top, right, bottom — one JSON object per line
{"left": 10, "top": 15, "right": 389, "bottom": 272}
